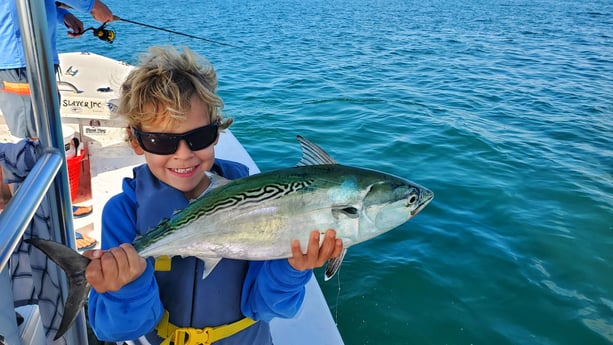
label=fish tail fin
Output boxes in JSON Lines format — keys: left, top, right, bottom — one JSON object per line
{"left": 25, "top": 238, "right": 91, "bottom": 340}
{"left": 324, "top": 248, "right": 347, "bottom": 281}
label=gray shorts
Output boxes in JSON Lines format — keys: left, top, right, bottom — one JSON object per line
{"left": 0, "top": 68, "right": 35, "bottom": 138}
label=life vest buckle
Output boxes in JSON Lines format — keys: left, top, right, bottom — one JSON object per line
{"left": 171, "top": 327, "right": 213, "bottom": 345}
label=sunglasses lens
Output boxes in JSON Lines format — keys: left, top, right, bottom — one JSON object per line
{"left": 185, "top": 124, "right": 218, "bottom": 151}
{"left": 138, "top": 133, "right": 178, "bottom": 155}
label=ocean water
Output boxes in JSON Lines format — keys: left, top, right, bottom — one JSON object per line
{"left": 58, "top": 0, "right": 612, "bottom": 344}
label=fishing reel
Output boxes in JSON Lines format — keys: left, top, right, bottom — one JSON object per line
{"left": 93, "top": 24, "right": 115, "bottom": 43}
{"left": 83, "top": 23, "right": 115, "bottom": 43}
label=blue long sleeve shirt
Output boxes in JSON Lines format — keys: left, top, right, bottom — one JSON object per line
{"left": 88, "top": 161, "right": 312, "bottom": 344}
{"left": 0, "top": 0, "right": 95, "bottom": 68}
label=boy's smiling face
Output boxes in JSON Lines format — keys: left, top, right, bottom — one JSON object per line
{"left": 135, "top": 95, "right": 218, "bottom": 199}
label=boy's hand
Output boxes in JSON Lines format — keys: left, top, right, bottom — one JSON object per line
{"left": 82, "top": 243, "right": 146, "bottom": 293}
{"left": 288, "top": 229, "right": 343, "bottom": 271}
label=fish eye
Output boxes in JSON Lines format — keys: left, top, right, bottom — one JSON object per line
{"left": 407, "top": 193, "right": 418, "bottom": 205}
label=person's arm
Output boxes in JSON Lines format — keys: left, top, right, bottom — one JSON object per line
{"left": 86, "top": 193, "right": 164, "bottom": 341}
{"left": 90, "top": 0, "right": 113, "bottom": 23}
{"left": 241, "top": 259, "right": 312, "bottom": 321}
{"left": 55, "top": 6, "right": 69, "bottom": 23}
{"left": 59, "top": 0, "right": 113, "bottom": 23}
{"left": 241, "top": 229, "right": 343, "bottom": 321}
{"left": 56, "top": 0, "right": 94, "bottom": 13}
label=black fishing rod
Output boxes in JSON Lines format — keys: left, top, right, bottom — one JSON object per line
{"left": 112, "top": 16, "right": 241, "bottom": 49}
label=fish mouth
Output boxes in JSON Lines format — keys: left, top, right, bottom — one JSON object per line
{"left": 411, "top": 188, "right": 434, "bottom": 216}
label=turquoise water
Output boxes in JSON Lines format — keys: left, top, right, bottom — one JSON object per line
{"left": 59, "top": 0, "right": 612, "bottom": 344}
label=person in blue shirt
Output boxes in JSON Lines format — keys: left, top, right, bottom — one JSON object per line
{"left": 83, "top": 46, "right": 344, "bottom": 345}
{"left": 0, "top": 0, "right": 113, "bottom": 248}
{"left": 0, "top": 0, "right": 113, "bottom": 139}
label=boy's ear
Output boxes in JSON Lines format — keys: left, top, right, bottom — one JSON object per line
{"left": 214, "top": 130, "right": 220, "bottom": 146}
{"left": 126, "top": 128, "right": 145, "bottom": 155}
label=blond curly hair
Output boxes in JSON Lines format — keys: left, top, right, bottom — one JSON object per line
{"left": 119, "top": 46, "right": 232, "bottom": 132}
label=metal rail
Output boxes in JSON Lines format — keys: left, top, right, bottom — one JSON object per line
{"left": 0, "top": 0, "right": 87, "bottom": 343}
{"left": 0, "top": 152, "right": 63, "bottom": 271}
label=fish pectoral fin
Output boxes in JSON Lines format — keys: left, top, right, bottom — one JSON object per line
{"left": 324, "top": 248, "right": 348, "bottom": 281}
{"left": 199, "top": 257, "right": 222, "bottom": 279}
{"left": 331, "top": 205, "right": 359, "bottom": 219}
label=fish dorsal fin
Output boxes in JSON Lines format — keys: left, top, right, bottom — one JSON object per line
{"left": 296, "top": 135, "right": 337, "bottom": 166}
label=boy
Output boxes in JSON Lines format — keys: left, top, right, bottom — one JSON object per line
{"left": 84, "top": 46, "right": 343, "bottom": 344}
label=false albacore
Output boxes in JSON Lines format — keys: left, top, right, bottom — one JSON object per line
{"left": 27, "top": 135, "right": 433, "bottom": 339}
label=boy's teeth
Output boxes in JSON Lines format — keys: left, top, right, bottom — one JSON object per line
{"left": 174, "top": 167, "right": 193, "bottom": 173}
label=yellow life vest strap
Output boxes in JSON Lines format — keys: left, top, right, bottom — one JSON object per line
{"left": 156, "top": 310, "right": 257, "bottom": 345}
{"left": 154, "top": 255, "right": 172, "bottom": 271}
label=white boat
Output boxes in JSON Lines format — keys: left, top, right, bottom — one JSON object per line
{"left": 0, "top": 8, "right": 344, "bottom": 345}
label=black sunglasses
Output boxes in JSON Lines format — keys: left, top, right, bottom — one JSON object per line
{"left": 131, "top": 122, "right": 219, "bottom": 155}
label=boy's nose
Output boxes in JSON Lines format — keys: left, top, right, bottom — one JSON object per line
{"left": 174, "top": 139, "right": 194, "bottom": 157}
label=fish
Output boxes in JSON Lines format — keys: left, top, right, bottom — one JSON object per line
{"left": 26, "top": 135, "right": 433, "bottom": 339}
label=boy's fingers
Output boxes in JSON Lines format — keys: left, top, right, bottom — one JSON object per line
{"left": 290, "top": 240, "right": 302, "bottom": 258}
{"left": 81, "top": 249, "right": 103, "bottom": 260}
{"left": 288, "top": 240, "right": 304, "bottom": 269}
{"left": 319, "top": 229, "right": 337, "bottom": 258}
{"left": 305, "top": 231, "right": 321, "bottom": 266}
{"left": 332, "top": 239, "right": 344, "bottom": 258}
{"left": 120, "top": 243, "right": 146, "bottom": 277}
{"left": 85, "top": 258, "right": 104, "bottom": 290}
{"left": 99, "top": 249, "right": 125, "bottom": 290}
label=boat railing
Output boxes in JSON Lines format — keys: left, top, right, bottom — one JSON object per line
{"left": 0, "top": 0, "right": 88, "bottom": 343}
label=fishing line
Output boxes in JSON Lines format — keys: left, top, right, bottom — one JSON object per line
{"left": 335, "top": 268, "right": 341, "bottom": 325}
